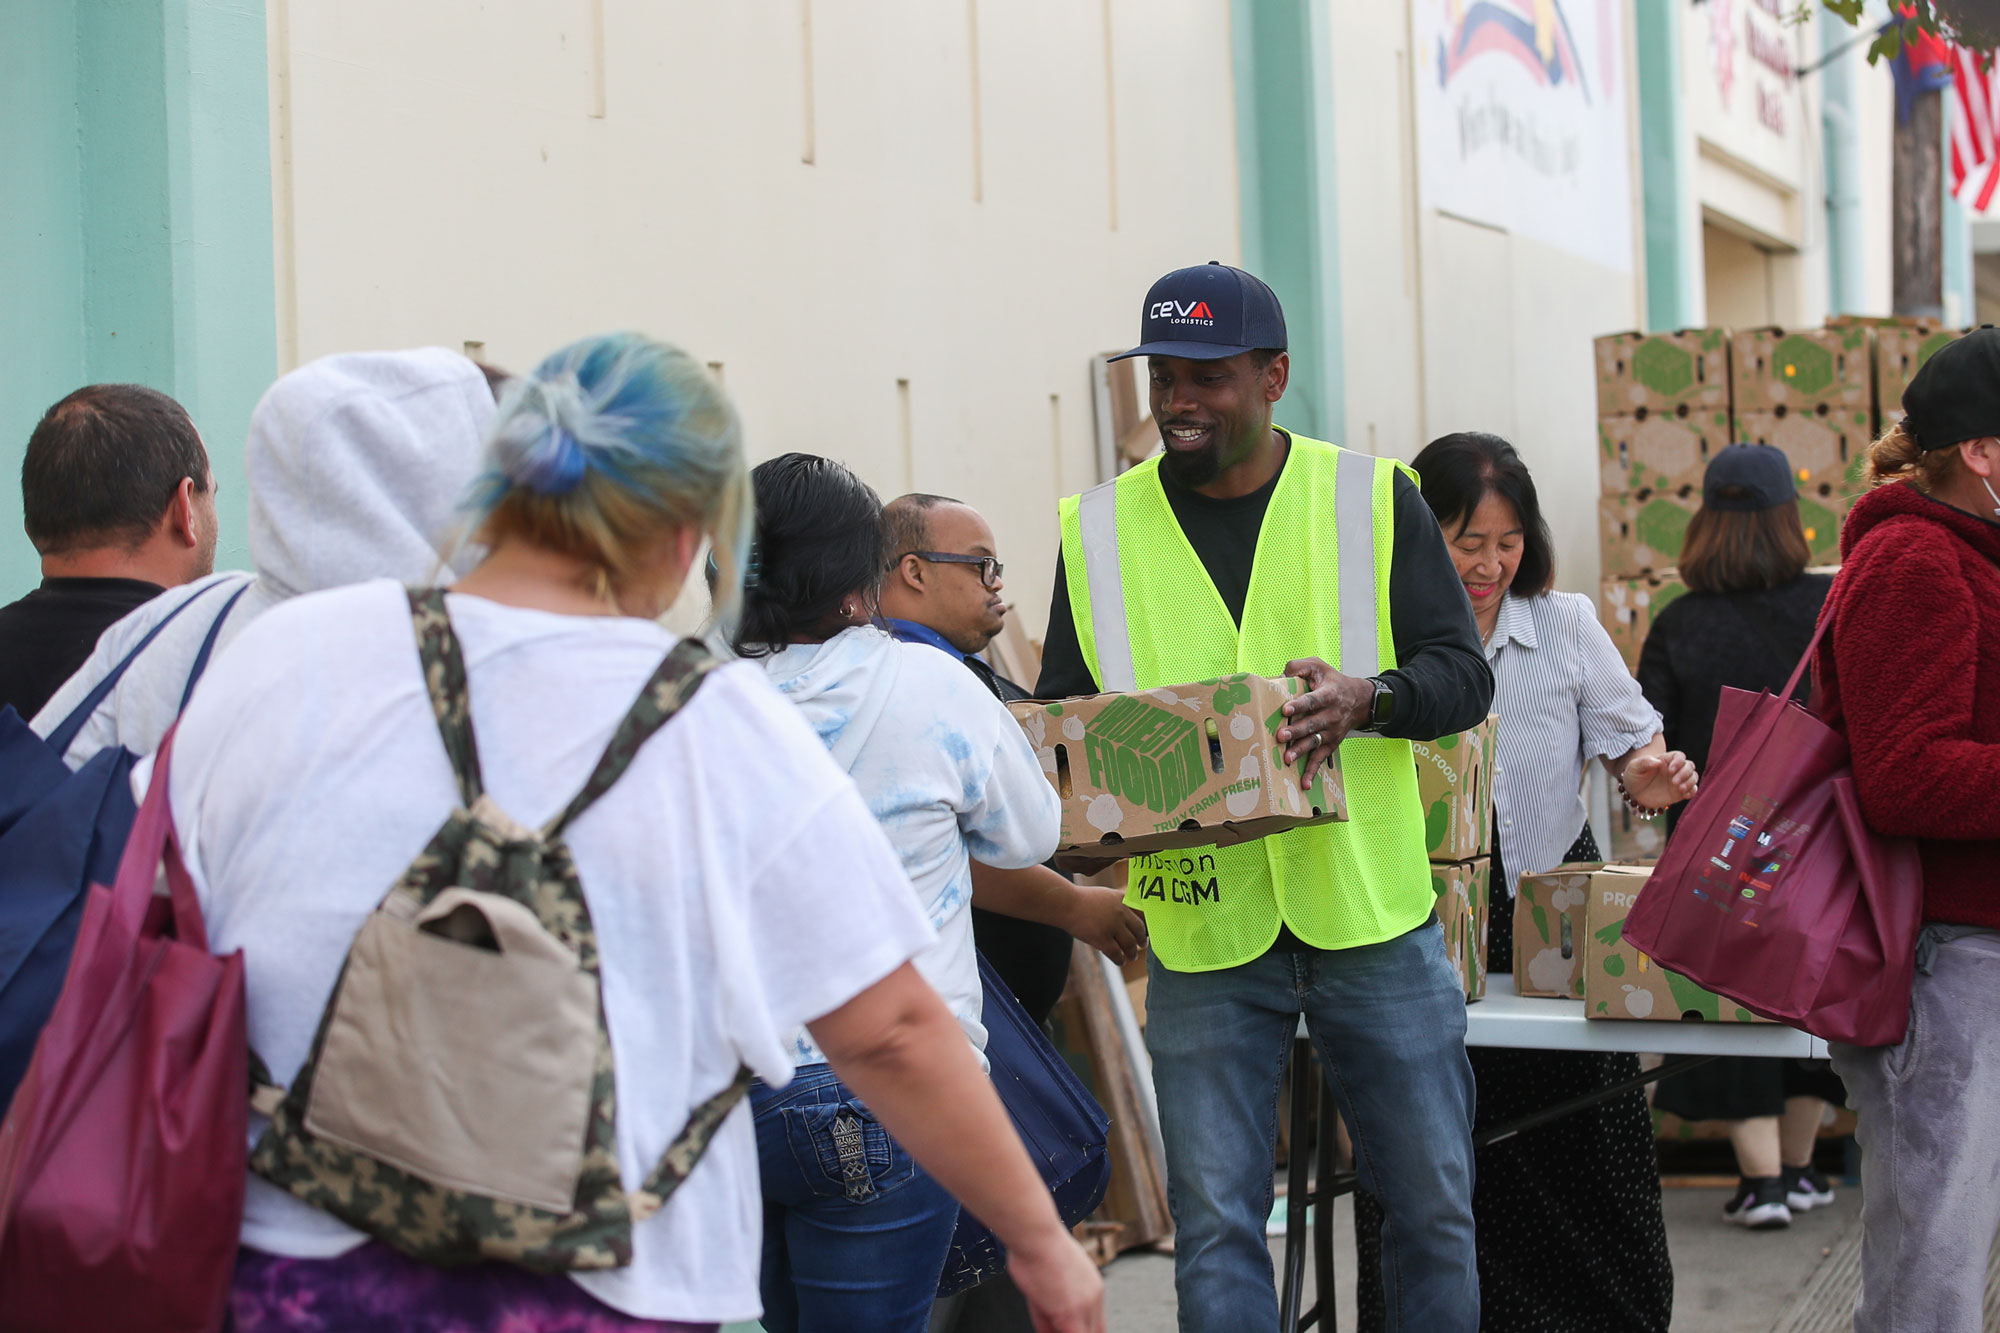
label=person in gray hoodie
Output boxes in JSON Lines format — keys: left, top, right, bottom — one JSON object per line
{"left": 33, "top": 348, "right": 497, "bottom": 768}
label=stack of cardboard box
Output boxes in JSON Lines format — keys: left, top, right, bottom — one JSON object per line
{"left": 1730, "top": 325, "right": 1873, "bottom": 566}
{"left": 1513, "top": 862, "right": 1768, "bottom": 1023}
{"left": 1412, "top": 715, "right": 1498, "bottom": 1002}
{"left": 1593, "top": 331, "right": 1725, "bottom": 679}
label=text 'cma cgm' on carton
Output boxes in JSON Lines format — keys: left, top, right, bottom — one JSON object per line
{"left": 1007, "top": 674, "right": 1348, "bottom": 861}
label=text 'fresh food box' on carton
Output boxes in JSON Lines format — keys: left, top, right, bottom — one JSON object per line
{"left": 1411, "top": 715, "right": 1497, "bottom": 863}
{"left": 1581, "top": 865, "right": 1770, "bottom": 1024}
{"left": 1433, "top": 857, "right": 1490, "bottom": 1003}
{"left": 1007, "top": 674, "right": 1348, "bottom": 860}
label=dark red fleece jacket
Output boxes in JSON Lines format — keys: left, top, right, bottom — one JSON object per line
{"left": 1814, "top": 481, "right": 2000, "bottom": 929}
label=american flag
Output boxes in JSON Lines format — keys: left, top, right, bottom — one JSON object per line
{"left": 1947, "top": 43, "right": 2000, "bottom": 209}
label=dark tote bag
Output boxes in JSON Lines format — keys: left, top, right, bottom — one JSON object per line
{"left": 1621, "top": 616, "right": 1924, "bottom": 1047}
{"left": 935, "top": 952, "right": 1110, "bottom": 1297}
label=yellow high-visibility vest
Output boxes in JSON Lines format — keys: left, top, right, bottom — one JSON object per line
{"left": 1057, "top": 433, "right": 1433, "bottom": 972}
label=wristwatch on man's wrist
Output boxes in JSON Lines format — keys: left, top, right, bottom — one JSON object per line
{"left": 1365, "top": 676, "right": 1396, "bottom": 732}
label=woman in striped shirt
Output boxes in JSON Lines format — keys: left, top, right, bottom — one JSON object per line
{"left": 1357, "top": 431, "right": 1697, "bottom": 1332}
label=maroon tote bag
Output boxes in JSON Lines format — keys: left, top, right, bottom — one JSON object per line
{"left": 1621, "top": 618, "right": 1923, "bottom": 1047}
{"left": 0, "top": 732, "right": 247, "bottom": 1331}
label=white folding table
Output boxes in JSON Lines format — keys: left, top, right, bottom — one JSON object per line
{"left": 1277, "top": 977, "right": 1829, "bottom": 1331}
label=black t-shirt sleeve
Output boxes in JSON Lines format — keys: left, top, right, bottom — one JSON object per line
{"left": 1378, "top": 472, "right": 1495, "bottom": 740}
{"left": 1634, "top": 605, "right": 1681, "bottom": 753}
{"left": 1033, "top": 552, "right": 1101, "bottom": 699}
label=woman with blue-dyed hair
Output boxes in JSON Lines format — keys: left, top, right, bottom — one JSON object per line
{"left": 158, "top": 335, "right": 1105, "bottom": 1332}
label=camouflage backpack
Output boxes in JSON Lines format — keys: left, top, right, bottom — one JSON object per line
{"left": 249, "top": 588, "right": 751, "bottom": 1271}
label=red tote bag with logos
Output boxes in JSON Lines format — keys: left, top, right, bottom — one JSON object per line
{"left": 0, "top": 732, "right": 247, "bottom": 1331}
{"left": 1621, "top": 618, "right": 1923, "bottom": 1047}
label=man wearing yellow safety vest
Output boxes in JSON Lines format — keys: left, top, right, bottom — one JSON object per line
{"left": 1035, "top": 264, "right": 1494, "bottom": 1332}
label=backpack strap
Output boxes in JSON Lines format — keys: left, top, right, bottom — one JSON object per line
{"left": 177, "top": 582, "right": 255, "bottom": 713}
{"left": 45, "top": 576, "right": 233, "bottom": 756}
{"left": 544, "top": 637, "right": 721, "bottom": 837}
{"left": 629, "top": 1065, "right": 756, "bottom": 1221}
{"left": 407, "top": 587, "right": 485, "bottom": 806}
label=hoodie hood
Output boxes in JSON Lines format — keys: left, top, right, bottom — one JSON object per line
{"left": 758, "top": 626, "right": 905, "bottom": 761}
{"left": 246, "top": 348, "right": 495, "bottom": 600}
{"left": 1841, "top": 479, "right": 2000, "bottom": 567}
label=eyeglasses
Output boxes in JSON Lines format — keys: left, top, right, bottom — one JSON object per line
{"left": 907, "top": 551, "right": 1005, "bottom": 589}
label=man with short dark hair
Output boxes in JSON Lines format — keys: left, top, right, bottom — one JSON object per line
{"left": 879, "top": 491, "right": 1145, "bottom": 1029}
{"left": 1037, "top": 263, "right": 1493, "bottom": 1331}
{"left": 0, "top": 384, "right": 216, "bottom": 718}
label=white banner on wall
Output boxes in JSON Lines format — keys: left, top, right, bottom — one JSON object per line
{"left": 1414, "top": 0, "right": 1634, "bottom": 274}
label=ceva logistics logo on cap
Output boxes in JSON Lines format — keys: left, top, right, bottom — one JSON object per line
{"left": 1149, "top": 299, "right": 1216, "bottom": 326}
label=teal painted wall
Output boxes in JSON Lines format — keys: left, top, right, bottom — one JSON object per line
{"left": 0, "top": 0, "right": 276, "bottom": 602}
{"left": 1232, "top": 0, "right": 1343, "bottom": 442}
{"left": 0, "top": 1, "right": 88, "bottom": 603}
{"left": 1634, "top": 0, "right": 1701, "bottom": 331}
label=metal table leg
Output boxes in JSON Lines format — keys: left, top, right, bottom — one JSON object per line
{"left": 1277, "top": 1035, "right": 1315, "bottom": 1331}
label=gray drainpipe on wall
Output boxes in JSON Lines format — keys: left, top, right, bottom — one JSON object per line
{"left": 1821, "top": 22, "right": 1866, "bottom": 316}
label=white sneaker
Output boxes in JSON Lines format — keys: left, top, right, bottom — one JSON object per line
{"left": 1784, "top": 1164, "right": 1837, "bottom": 1212}
{"left": 1723, "top": 1177, "right": 1793, "bottom": 1230}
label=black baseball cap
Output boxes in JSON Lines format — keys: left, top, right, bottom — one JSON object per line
{"left": 1903, "top": 325, "right": 2000, "bottom": 451}
{"left": 1108, "top": 261, "right": 1288, "bottom": 362}
{"left": 1703, "top": 443, "right": 1796, "bottom": 511}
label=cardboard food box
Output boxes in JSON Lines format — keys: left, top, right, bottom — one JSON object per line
{"left": 1411, "top": 714, "right": 1497, "bottom": 863}
{"left": 1598, "top": 410, "right": 1730, "bottom": 496}
{"left": 1581, "top": 865, "right": 1770, "bottom": 1023}
{"left": 1433, "top": 857, "right": 1490, "bottom": 1003}
{"left": 1513, "top": 865, "right": 1594, "bottom": 999}
{"left": 1595, "top": 329, "right": 1731, "bottom": 418}
{"left": 1731, "top": 326, "right": 1871, "bottom": 416}
{"left": 1598, "top": 486, "right": 1703, "bottom": 578}
{"left": 1795, "top": 489, "right": 1855, "bottom": 568}
{"left": 1874, "top": 320, "right": 1962, "bottom": 422}
{"left": 1600, "top": 570, "right": 1687, "bottom": 673}
{"left": 1734, "top": 407, "right": 1872, "bottom": 496}
{"left": 1007, "top": 674, "right": 1347, "bottom": 860}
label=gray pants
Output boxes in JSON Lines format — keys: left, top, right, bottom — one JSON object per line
{"left": 1832, "top": 929, "right": 2000, "bottom": 1333}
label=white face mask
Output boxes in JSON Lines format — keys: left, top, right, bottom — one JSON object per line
{"left": 1983, "top": 474, "right": 2000, "bottom": 519}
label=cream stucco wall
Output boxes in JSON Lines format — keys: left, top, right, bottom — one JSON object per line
{"left": 1329, "top": 0, "right": 1641, "bottom": 599}
{"left": 270, "top": 0, "right": 1240, "bottom": 645}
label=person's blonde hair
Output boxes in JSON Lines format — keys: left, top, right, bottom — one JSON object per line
{"left": 1864, "top": 419, "right": 1959, "bottom": 490}
{"left": 465, "top": 334, "right": 752, "bottom": 623}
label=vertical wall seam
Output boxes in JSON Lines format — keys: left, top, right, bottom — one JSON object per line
{"left": 967, "top": 0, "right": 983, "bottom": 204}
{"left": 799, "top": 0, "right": 815, "bottom": 165}
{"left": 1102, "top": 0, "right": 1118, "bottom": 231}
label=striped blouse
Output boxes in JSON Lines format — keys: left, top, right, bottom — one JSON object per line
{"left": 1486, "top": 591, "right": 1662, "bottom": 891}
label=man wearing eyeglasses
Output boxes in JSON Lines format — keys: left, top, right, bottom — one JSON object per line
{"left": 880, "top": 493, "right": 1145, "bottom": 1025}
{"left": 883, "top": 493, "right": 1146, "bottom": 1333}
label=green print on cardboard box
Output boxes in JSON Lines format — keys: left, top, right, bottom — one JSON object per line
{"left": 1080, "top": 694, "right": 1209, "bottom": 817}
{"left": 1012, "top": 673, "right": 1346, "bottom": 860}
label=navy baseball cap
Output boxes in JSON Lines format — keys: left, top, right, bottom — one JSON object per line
{"left": 1108, "top": 261, "right": 1288, "bottom": 362}
{"left": 1703, "top": 443, "right": 1796, "bottom": 511}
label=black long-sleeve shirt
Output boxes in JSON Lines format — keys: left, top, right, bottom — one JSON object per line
{"left": 1033, "top": 453, "right": 1493, "bottom": 743}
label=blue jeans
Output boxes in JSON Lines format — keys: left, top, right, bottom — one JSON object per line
{"left": 751, "top": 1065, "right": 960, "bottom": 1333}
{"left": 1146, "top": 918, "right": 1478, "bottom": 1333}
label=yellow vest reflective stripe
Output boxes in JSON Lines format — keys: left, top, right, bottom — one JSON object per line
{"left": 1057, "top": 434, "right": 1435, "bottom": 971}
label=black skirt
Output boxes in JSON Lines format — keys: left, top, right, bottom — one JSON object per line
{"left": 1355, "top": 826, "right": 1674, "bottom": 1332}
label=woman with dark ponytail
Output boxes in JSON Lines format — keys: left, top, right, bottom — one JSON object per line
{"left": 736, "top": 454, "right": 1065, "bottom": 1333}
